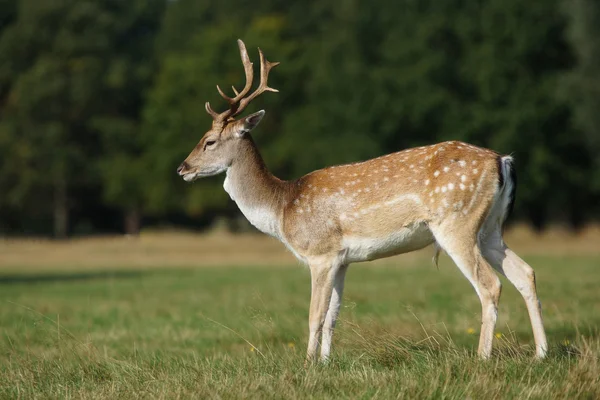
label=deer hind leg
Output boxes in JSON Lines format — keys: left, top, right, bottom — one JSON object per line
{"left": 306, "top": 251, "right": 347, "bottom": 363}
{"left": 480, "top": 228, "right": 548, "bottom": 358}
{"left": 432, "top": 226, "right": 502, "bottom": 359}
{"left": 320, "top": 264, "right": 349, "bottom": 361}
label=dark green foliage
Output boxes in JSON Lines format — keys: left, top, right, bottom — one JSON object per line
{"left": 0, "top": 0, "right": 597, "bottom": 235}
{"left": 0, "top": 0, "right": 164, "bottom": 235}
{"left": 561, "top": 0, "right": 600, "bottom": 214}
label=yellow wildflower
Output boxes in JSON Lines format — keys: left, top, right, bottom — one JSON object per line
{"left": 466, "top": 328, "right": 475, "bottom": 335}
{"left": 287, "top": 342, "right": 295, "bottom": 348}
{"left": 495, "top": 332, "right": 502, "bottom": 339}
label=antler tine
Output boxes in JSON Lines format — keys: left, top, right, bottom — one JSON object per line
{"left": 204, "top": 102, "right": 220, "bottom": 120}
{"left": 205, "top": 40, "right": 279, "bottom": 122}
{"left": 216, "top": 39, "right": 254, "bottom": 105}
{"left": 232, "top": 48, "right": 280, "bottom": 117}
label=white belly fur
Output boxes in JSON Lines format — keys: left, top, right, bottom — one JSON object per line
{"left": 342, "top": 222, "right": 434, "bottom": 263}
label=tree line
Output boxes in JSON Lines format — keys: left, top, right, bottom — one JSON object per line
{"left": 0, "top": 0, "right": 598, "bottom": 237}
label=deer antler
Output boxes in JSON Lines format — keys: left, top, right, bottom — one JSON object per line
{"left": 205, "top": 39, "right": 279, "bottom": 123}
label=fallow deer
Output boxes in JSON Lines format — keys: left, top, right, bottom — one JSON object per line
{"left": 177, "top": 39, "right": 548, "bottom": 362}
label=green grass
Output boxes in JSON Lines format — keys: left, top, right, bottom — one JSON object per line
{"left": 1, "top": 255, "right": 599, "bottom": 399}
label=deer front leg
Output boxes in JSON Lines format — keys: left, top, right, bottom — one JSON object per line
{"left": 306, "top": 256, "right": 342, "bottom": 364}
{"left": 320, "top": 264, "right": 349, "bottom": 361}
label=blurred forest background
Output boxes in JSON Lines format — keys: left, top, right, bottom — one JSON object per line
{"left": 0, "top": 0, "right": 598, "bottom": 238}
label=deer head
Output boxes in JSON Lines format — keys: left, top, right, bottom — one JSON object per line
{"left": 177, "top": 39, "right": 279, "bottom": 182}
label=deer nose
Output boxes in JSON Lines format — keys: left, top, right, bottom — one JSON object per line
{"left": 177, "top": 162, "right": 189, "bottom": 176}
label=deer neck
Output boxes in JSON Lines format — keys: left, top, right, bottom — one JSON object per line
{"left": 223, "top": 138, "right": 288, "bottom": 238}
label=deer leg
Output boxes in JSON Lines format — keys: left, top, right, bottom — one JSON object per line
{"left": 306, "top": 254, "right": 344, "bottom": 363}
{"left": 481, "top": 237, "right": 548, "bottom": 358}
{"left": 434, "top": 230, "right": 502, "bottom": 359}
{"left": 320, "top": 264, "right": 349, "bottom": 361}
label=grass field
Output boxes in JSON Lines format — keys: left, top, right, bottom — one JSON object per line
{"left": 1, "top": 229, "right": 600, "bottom": 399}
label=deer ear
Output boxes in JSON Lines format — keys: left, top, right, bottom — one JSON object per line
{"left": 245, "top": 110, "right": 265, "bottom": 129}
{"left": 233, "top": 110, "right": 265, "bottom": 138}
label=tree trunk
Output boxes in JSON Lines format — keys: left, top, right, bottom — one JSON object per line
{"left": 53, "top": 175, "right": 68, "bottom": 239}
{"left": 124, "top": 207, "right": 141, "bottom": 236}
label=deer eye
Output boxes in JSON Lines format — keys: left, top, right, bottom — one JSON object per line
{"left": 204, "top": 140, "right": 216, "bottom": 150}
